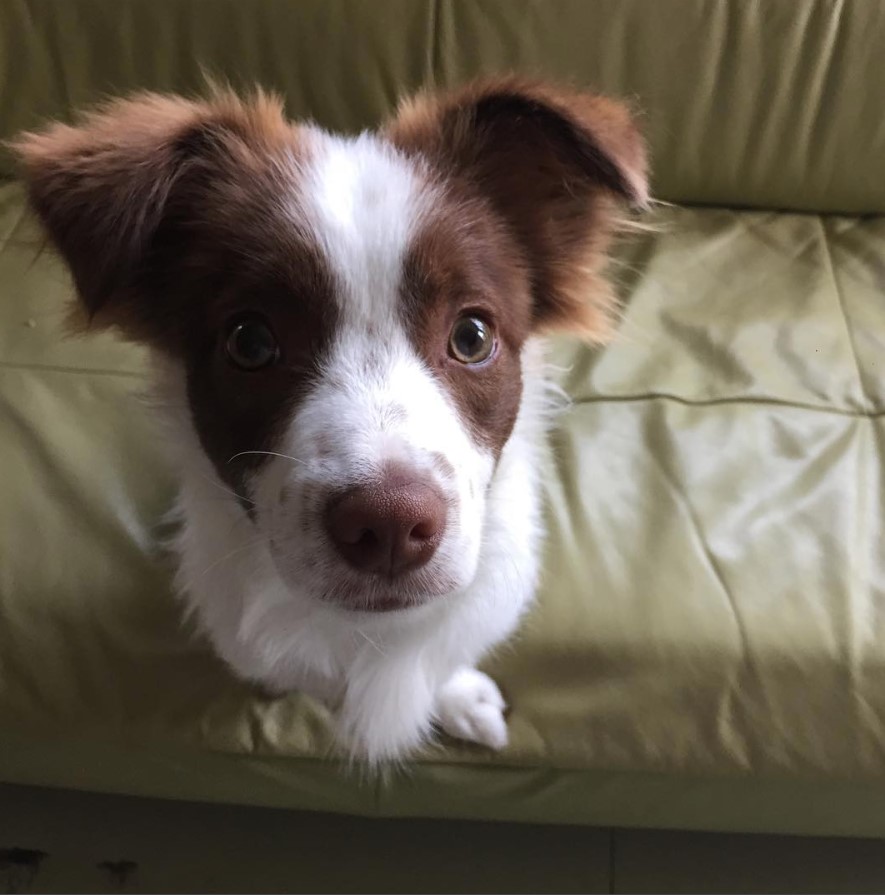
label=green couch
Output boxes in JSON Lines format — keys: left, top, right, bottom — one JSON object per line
{"left": 2, "top": 0, "right": 884, "bottom": 842}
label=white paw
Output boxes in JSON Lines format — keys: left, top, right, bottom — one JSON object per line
{"left": 435, "top": 668, "right": 509, "bottom": 750}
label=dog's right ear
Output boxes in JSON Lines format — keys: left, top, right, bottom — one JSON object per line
{"left": 385, "top": 77, "right": 648, "bottom": 340}
{"left": 9, "top": 89, "right": 289, "bottom": 336}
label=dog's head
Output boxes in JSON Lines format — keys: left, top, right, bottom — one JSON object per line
{"left": 12, "top": 78, "right": 647, "bottom": 613}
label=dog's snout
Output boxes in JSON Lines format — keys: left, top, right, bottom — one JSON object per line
{"left": 326, "top": 472, "right": 447, "bottom": 577}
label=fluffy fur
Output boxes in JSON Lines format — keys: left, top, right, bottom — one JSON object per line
{"left": 11, "top": 77, "right": 647, "bottom": 765}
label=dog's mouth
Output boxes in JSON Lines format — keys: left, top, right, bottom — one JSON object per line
{"left": 316, "top": 569, "right": 460, "bottom": 613}
{"left": 336, "top": 592, "right": 424, "bottom": 614}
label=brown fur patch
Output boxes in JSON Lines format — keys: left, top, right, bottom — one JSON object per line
{"left": 10, "top": 90, "right": 338, "bottom": 494}
{"left": 401, "top": 186, "right": 531, "bottom": 458}
{"left": 385, "top": 75, "right": 649, "bottom": 340}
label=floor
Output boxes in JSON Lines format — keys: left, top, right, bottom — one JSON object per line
{"left": 2, "top": 783, "right": 884, "bottom": 893}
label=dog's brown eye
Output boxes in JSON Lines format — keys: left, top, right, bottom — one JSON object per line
{"left": 225, "top": 317, "right": 280, "bottom": 371}
{"left": 449, "top": 316, "right": 495, "bottom": 365}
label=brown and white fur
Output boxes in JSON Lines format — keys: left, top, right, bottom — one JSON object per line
{"left": 12, "top": 78, "right": 648, "bottom": 765}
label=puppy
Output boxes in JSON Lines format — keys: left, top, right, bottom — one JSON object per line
{"left": 12, "top": 78, "right": 647, "bottom": 765}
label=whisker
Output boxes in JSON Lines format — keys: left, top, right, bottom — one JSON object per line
{"left": 355, "top": 628, "right": 387, "bottom": 657}
{"left": 197, "top": 537, "right": 273, "bottom": 579}
{"left": 228, "top": 450, "right": 308, "bottom": 467}
{"left": 197, "top": 470, "right": 256, "bottom": 507}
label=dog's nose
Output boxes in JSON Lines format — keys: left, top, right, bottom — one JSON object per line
{"left": 325, "top": 473, "right": 447, "bottom": 576}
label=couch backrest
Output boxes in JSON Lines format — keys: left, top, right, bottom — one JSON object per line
{"left": 1, "top": 0, "right": 882, "bottom": 213}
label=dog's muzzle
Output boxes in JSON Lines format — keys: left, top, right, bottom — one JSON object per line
{"left": 325, "top": 464, "right": 447, "bottom": 580}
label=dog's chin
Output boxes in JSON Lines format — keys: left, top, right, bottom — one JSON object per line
{"left": 270, "top": 548, "right": 471, "bottom": 614}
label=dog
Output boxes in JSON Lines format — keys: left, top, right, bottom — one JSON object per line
{"left": 11, "top": 77, "right": 647, "bottom": 765}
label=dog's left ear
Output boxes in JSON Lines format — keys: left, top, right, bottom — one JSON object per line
{"left": 385, "top": 77, "right": 649, "bottom": 339}
{"left": 8, "top": 89, "right": 290, "bottom": 347}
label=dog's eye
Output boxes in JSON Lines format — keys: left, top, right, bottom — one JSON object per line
{"left": 225, "top": 317, "right": 280, "bottom": 371}
{"left": 449, "top": 316, "right": 495, "bottom": 365}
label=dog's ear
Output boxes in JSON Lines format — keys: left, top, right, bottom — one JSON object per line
{"left": 385, "top": 77, "right": 649, "bottom": 339}
{"left": 9, "top": 89, "right": 289, "bottom": 339}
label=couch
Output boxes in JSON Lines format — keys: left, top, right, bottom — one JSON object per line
{"left": 1, "top": 0, "right": 884, "bottom": 854}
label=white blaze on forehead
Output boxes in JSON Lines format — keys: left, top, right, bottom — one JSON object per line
{"left": 279, "top": 129, "right": 494, "bottom": 499}
{"left": 299, "top": 130, "right": 433, "bottom": 324}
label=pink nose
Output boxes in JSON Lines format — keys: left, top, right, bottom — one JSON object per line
{"left": 325, "top": 473, "right": 447, "bottom": 576}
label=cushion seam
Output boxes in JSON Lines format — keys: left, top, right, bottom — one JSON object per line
{"left": 570, "top": 392, "right": 884, "bottom": 420}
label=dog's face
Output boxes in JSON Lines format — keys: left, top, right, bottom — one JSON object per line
{"left": 13, "top": 79, "right": 647, "bottom": 613}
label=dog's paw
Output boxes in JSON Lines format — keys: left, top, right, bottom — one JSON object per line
{"left": 435, "top": 668, "right": 508, "bottom": 750}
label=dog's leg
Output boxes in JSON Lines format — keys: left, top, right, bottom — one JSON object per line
{"left": 336, "top": 657, "right": 437, "bottom": 765}
{"left": 434, "top": 667, "right": 508, "bottom": 750}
